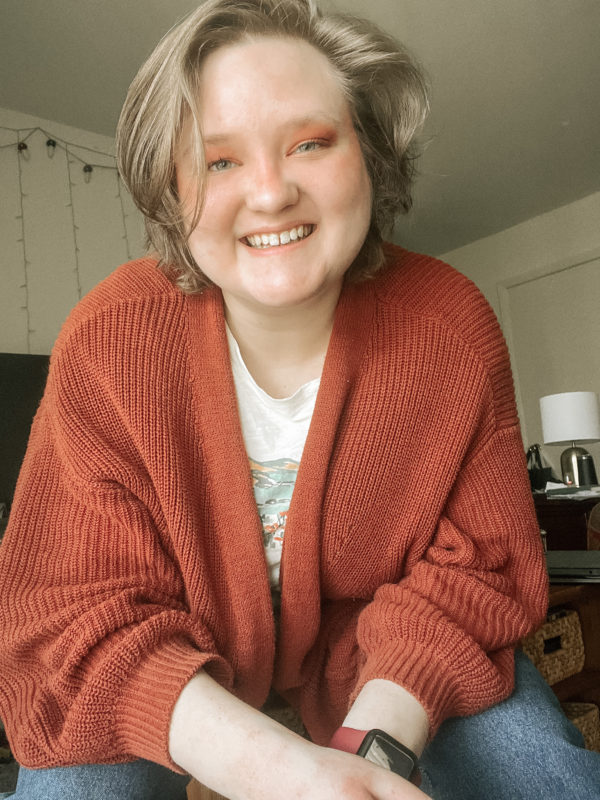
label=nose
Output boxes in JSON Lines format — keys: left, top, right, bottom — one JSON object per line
{"left": 244, "top": 157, "right": 299, "bottom": 214}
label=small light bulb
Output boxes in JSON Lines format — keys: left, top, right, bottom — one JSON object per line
{"left": 83, "top": 164, "right": 93, "bottom": 183}
{"left": 46, "top": 138, "right": 57, "bottom": 158}
{"left": 17, "top": 141, "right": 30, "bottom": 160}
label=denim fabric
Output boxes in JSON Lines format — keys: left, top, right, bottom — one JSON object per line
{"left": 420, "top": 650, "right": 600, "bottom": 799}
{"left": 5, "top": 651, "right": 600, "bottom": 799}
{"left": 5, "top": 758, "right": 189, "bottom": 799}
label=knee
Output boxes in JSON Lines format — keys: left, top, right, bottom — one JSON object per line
{"left": 419, "top": 652, "right": 599, "bottom": 800}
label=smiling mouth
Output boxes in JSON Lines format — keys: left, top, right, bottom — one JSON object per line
{"left": 243, "top": 224, "right": 315, "bottom": 249}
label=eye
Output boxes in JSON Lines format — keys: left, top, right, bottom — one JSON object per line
{"left": 293, "top": 139, "right": 326, "bottom": 154}
{"left": 208, "top": 158, "right": 235, "bottom": 172}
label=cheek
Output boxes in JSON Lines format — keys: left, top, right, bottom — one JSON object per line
{"left": 185, "top": 184, "right": 238, "bottom": 248}
{"left": 329, "top": 145, "right": 372, "bottom": 217}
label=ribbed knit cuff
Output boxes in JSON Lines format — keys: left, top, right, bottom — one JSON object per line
{"left": 115, "top": 639, "right": 234, "bottom": 771}
{"left": 352, "top": 638, "right": 513, "bottom": 736}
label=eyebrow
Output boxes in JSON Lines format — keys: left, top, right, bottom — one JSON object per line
{"left": 202, "top": 112, "right": 346, "bottom": 146}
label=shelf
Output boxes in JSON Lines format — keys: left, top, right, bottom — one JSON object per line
{"left": 548, "top": 583, "right": 588, "bottom": 607}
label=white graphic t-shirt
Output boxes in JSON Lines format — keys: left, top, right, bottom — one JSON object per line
{"left": 226, "top": 326, "right": 319, "bottom": 587}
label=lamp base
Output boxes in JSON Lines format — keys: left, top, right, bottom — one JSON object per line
{"left": 561, "top": 445, "right": 599, "bottom": 486}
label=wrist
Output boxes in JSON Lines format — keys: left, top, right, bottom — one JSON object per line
{"left": 329, "top": 726, "right": 420, "bottom": 784}
{"left": 343, "top": 678, "right": 429, "bottom": 756}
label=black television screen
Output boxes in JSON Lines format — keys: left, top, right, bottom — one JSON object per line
{"left": 0, "top": 352, "right": 50, "bottom": 513}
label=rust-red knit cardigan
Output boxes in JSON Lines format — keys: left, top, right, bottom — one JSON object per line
{"left": 0, "top": 245, "right": 547, "bottom": 770}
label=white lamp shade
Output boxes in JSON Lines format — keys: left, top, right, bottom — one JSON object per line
{"left": 540, "top": 391, "right": 600, "bottom": 445}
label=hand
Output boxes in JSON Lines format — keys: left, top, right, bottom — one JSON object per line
{"left": 261, "top": 740, "right": 430, "bottom": 800}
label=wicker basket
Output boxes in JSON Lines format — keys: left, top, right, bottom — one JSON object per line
{"left": 520, "top": 608, "right": 585, "bottom": 685}
{"left": 562, "top": 702, "right": 600, "bottom": 752}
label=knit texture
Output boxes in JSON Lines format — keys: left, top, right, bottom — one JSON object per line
{"left": 0, "top": 245, "right": 548, "bottom": 769}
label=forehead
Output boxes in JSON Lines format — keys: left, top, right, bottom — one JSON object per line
{"left": 195, "top": 36, "right": 351, "bottom": 132}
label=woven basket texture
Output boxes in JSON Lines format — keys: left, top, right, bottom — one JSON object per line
{"left": 562, "top": 702, "right": 600, "bottom": 752}
{"left": 520, "top": 609, "right": 585, "bottom": 685}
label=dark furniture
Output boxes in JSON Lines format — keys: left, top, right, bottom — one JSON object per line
{"left": 548, "top": 583, "right": 600, "bottom": 706}
{"left": 0, "top": 352, "right": 50, "bottom": 536}
{"left": 534, "top": 494, "right": 599, "bottom": 550}
{"left": 532, "top": 496, "right": 600, "bottom": 705}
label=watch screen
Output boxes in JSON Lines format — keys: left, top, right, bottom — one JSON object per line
{"left": 360, "top": 732, "right": 415, "bottom": 780}
{"left": 363, "top": 737, "right": 394, "bottom": 770}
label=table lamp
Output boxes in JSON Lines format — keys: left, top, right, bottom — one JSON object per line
{"left": 539, "top": 391, "right": 600, "bottom": 486}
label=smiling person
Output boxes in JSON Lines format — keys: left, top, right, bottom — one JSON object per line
{"left": 1, "top": 2, "right": 599, "bottom": 800}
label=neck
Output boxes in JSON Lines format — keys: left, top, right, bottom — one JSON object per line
{"left": 223, "top": 290, "right": 341, "bottom": 398}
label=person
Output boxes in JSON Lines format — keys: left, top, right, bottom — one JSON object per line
{"left": 0, "top": 1, "right": 598, "bottom": 798}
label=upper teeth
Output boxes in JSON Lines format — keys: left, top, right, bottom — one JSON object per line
{"left": 245, "top": 225, "right": 313, "bottom": 248}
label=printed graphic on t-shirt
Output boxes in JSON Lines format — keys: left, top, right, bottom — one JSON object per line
{"left": 250, "top": 458, "right": 299, "bottom": 550}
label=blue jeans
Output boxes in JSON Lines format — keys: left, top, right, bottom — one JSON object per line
{"left": 5, "top": 652, "right": 600, "bottom": 799}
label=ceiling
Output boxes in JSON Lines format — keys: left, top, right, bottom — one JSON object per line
{"left": 2, "top": 0, "right": 599, "bottom": 255}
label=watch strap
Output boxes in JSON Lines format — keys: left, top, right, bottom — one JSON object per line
{"left": 328, "top": 726, "right": 369, "bottom": 753}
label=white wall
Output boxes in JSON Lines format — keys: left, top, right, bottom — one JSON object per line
{"left": 0, "top": 107, "right": 144, "bottom": 355}
{"left": 442, "top": 191, "right": 600, "bottom": 477}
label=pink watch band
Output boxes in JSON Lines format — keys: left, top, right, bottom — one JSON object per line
{"left": 328, "top": 726, "right": 369, "bottom": 754}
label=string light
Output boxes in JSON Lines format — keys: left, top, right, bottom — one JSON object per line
{"left": 2, "top": 125, "right": 119, "bottom": 178}
{"left": 2, "top": 123, "right": 139, "bottom": 349}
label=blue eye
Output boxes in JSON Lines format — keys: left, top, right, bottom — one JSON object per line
{"left": 295, "top": 140, "right": 322, "bottom": 154}
{"left": 208, "top": 158, "right": 234, "bottom": 172}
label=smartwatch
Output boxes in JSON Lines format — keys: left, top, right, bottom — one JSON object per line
{"left": 329, "top": 726, "right": 419, "bottom": 783}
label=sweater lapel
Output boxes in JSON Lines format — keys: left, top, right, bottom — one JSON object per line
{"left": 275, "top": 277, "right": 376, "bottom": 688}
{"left": 186, "top": 287, "right": 275, "bottom": 703}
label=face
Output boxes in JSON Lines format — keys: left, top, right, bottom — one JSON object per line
{"left": 175, "top": 36, "right": 372, "bottom": 318}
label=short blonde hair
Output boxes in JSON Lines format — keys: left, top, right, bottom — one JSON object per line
{"left": 116, "top": 0, "right": 429, "bottom": 293}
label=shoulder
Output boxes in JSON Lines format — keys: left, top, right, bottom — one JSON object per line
{"left": 376, "top": 244, "right": 492, "bottom": 327}
{"left": 64, "top": 258, "right": 179, "bottom": 324}
{"left": 54, "top": 258, "right": 185, "bottom": 352}
{"left": 374, "top": 243, "right": 516, "bottom": 426}
{"left": 375, "top": 243, "right": 504, "bottom": 352}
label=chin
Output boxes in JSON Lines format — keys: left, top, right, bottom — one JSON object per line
{"left": 248, "top": 292, "right": 311, "bottom": 310}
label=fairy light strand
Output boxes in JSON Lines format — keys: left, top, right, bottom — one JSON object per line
{"left": 65, "top": 148, "right": 83, "bottom": 301}
{"left": 1, "top": 123, "right": 138, "bottom": 350}
{"left": 116, "top": 173, "right": 133, "bottom": 262}
{"left": 15, "top": 131, "right": 33, "bottom": 352}
{"left": 0, "top": 125, "right": 120, "bottom": 177}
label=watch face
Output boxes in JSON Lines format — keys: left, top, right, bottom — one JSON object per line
{"left": 357, "top": 730, "right": 416, "bottom": 780}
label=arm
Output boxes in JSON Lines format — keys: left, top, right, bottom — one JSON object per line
{"left": 344, "top": 277, "right": 548, "bottom": 737}
{"left": 169, "top": 669, "right": 430, "bottom": 800}
{"left": 298, "top": 284, "right": 548, "bottom": 747}
{"left": 0, "top": 340, "right": 232, "bottom": 769}
{"left": 353, "top": 420, "right": 548, "bottom": 736}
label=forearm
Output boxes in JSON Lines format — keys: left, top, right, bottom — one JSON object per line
{"left": 169, "top": 670, "right": 308, "bottom": 798}
{"left": 343, "top": 679, "right": 430, "bottom": 756}
{"left": 169, "top": 670, "right": 429, "bottom": 800}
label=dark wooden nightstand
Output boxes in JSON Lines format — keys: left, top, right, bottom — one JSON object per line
{"left": 533, "top": 495, "right": 599, "bottom": 550}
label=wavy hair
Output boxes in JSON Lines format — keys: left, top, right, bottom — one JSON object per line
{"left": 116, "top": 0, "right": 429, "bottom": 292}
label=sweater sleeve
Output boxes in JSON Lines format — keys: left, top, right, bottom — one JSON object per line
{"left": 343, "top": 259, "right": 549, "bottom": 735}
{"left": 0, "top": 336, "right": 233, "bottom": 770}
{"left": 352, "top": 419, "right": 548, "bottom": 736}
